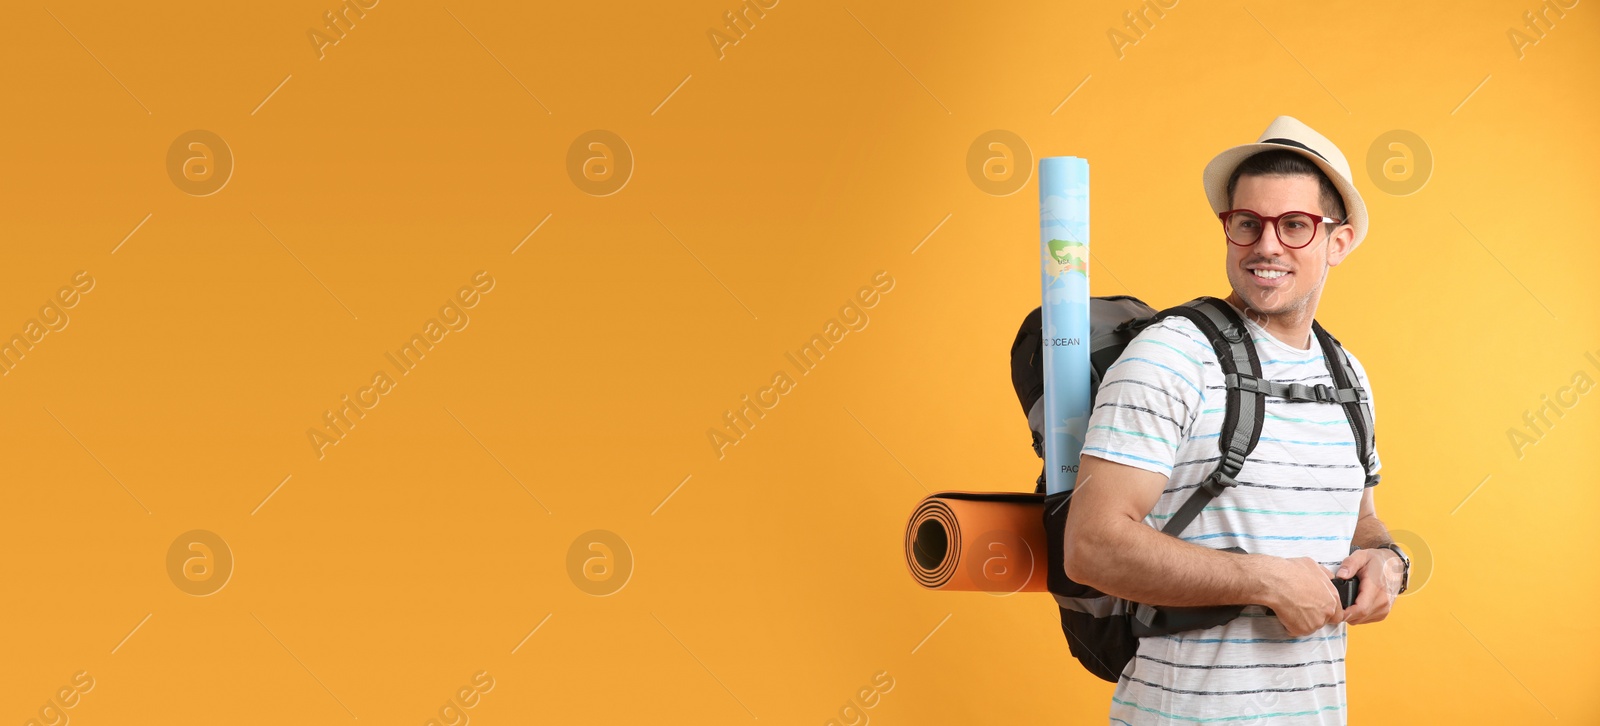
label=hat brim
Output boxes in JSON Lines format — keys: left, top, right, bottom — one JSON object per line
{"left": 1203, "top": 142, "right": 1367, "bottom": 249}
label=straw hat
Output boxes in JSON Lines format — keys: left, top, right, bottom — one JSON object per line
{"left": 1202, "top": 115, "right": 1367, "bottom": 248}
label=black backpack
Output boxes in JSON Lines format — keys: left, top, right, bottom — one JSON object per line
{"left": 1008, "top": 295, "right": 1379, "bottom": 682}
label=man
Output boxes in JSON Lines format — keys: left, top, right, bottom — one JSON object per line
{"left": 1062, "top": 116, "right": 1409, "bottom": 724}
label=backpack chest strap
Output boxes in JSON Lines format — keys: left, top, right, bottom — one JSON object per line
{"left": 1224, "top": 372, "right": 1366, "bottom": 404}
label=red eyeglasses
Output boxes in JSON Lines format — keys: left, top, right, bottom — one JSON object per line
{"left": 1218, "top": 209, "right": 1344, "bottom": 249}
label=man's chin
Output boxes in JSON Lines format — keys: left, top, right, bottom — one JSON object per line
{"left": 1232, "top": 285, "right": 1300, "bottom": 317}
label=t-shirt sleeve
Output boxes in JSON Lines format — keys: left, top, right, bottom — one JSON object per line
{"left": 1081, "top": 320, "right": 1209, "bottom": 478}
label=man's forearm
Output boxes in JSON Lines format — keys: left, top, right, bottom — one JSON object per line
{"left": 1065, "top": 517, "right": 1277, "bottom": 608}
{"left": 1351, "top": 512, "right": 1392, "bottom": 550}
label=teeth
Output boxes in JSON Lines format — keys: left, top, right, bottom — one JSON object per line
{"left": 1252, "top": 269, "right": 1287, "bottom": 279}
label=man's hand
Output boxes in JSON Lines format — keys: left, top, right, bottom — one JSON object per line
{"left": 1265, "top": 557, "right": 1343, "bottom": 637}
{"left": 1336, "top": 548, "right": 1403, "bottom": 624}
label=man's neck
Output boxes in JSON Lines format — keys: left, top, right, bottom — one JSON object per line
{"left": 1222, "top": 293, "right": 1315, "bottom": 351}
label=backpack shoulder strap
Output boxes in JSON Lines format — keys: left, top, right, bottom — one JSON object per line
{"left": 1146, "top": 297, "right": 1264, "bottom": 538}
{"left": 1310, "top": 322, "right": 1380, "bottom": 486}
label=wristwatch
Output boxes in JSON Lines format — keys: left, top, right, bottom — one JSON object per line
{"left": 1378, "top": 543, "right": 1411, "bottom": 595}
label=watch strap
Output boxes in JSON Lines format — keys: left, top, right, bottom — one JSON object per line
{"left": 1380, "top": 543, "right": 1410, "bottom": 595}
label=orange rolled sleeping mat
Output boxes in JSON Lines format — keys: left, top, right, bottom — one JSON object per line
{"left": 903, "top": 492, "right": 1051, "bottom": 593}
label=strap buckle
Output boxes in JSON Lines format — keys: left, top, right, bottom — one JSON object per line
{"left": 1328, "top": 385, "right": 1365, "bottom": 404}
{"left": 1285, "top": 382, "right": 1336, "bottom": 402}
{"left": 1134, "top": 602, "right": 1158, "bottom": 627}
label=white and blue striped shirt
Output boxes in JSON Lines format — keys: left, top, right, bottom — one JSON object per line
{"left": 1084, "top": 310, "right": 1380, "bottom": 725}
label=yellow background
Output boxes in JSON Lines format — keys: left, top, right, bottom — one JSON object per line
{"left": 2, "top": 0, "right": 1596, "bottom": 723}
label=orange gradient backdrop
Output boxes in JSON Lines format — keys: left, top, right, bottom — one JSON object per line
{"left": 1, "top": 1, "right": 1596, "bottom": 723}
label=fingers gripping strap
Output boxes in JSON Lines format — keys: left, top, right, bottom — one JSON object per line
{"left": 1311, "top": 322, "right": 1380, "bottom": 486}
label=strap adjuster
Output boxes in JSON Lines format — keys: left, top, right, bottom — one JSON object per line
{"left": 1224, "top": 372, "right": 1260, "bottom": 393}
{"left": 1201, "top": 471, "right": 1238, "bottom": 497}
{"left": 1221, "top": 447, "right": 1247, "bottom": 472}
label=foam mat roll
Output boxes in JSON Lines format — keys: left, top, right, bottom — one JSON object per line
{"left": 903, "top": 492, "right": 1049, "bottom": 593}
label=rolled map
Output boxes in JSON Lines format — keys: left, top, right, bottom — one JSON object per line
{"left": 903, "top": 492, "right": 1049, "bottom": 593}
{"left": 1039, "top": 157, "right": 1091, "bottom": 494}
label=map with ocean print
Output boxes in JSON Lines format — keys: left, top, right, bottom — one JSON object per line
{"left": 1039, "top": 158, "right": 1091, "bottom": 494}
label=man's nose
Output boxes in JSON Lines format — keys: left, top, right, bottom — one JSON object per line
{"left": 1257, "top": 219, "right": 1287, "bottom": 254}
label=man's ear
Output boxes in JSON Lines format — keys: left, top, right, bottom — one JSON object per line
{"left": 1325, "top": 224, "right": 1358, "bottom": 266}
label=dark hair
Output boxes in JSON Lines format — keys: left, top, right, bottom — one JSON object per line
{"left": 1225, "top": 149, "right": 1346, "bottom": 222}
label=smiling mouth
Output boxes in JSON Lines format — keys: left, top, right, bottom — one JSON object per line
{"left": 1250, "top": 268, "right": 1291, "bottom": 281}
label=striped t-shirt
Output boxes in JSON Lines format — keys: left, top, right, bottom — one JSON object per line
{"left": 1082, "top": 307, "right": 1380, "bottom": 726}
